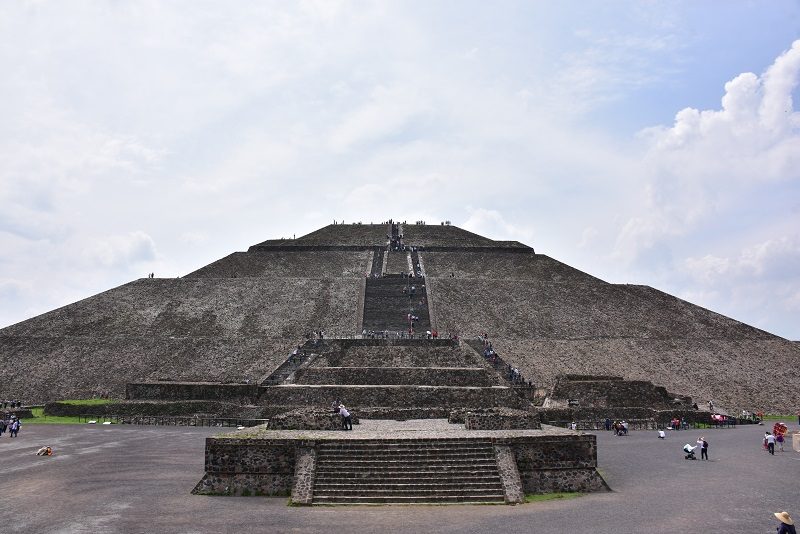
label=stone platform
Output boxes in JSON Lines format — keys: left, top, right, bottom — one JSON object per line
{"left": 192, "top": 420, "right": 608, "bottom": 504}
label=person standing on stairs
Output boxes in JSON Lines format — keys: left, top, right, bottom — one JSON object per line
{"left": 339, "top": 405, "right": 352, "bottom": 430}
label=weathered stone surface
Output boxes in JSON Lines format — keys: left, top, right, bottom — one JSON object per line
{"left": 258, "top": 384, "right": 528, "bottom": 410}
{"left": 126, "top": 382, "right": 261, "bottom": 403}
{"left": 463, "top": 408, "right": 541, "bottom": 430}
{"left": 192, "top": 425, "right": 607, "bottom": 501}
{"left": 44, "top": 400, "right": 261, "bottom": 417}
{"left": 268, "top": 408, "right": 359, "bottom": 430}
{"left": 292, "top": 367, "right": 499, "bottom": 386}
{"left": 494, "top": 444, "right": 524, "bottom": 504}
{"left": 186, "top": 250, "right": 372, "bottom": 279}
{"left": 308, "top": 339, "right": 481, "bottom": 368}
{"left": 290, "top": 446, "right": 316, "bottom": 505}
{"left": 547, "top": 375, "right": 691, "bottom": 410}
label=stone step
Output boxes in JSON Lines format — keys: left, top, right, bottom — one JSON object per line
{"left": 312, "top": 494, "right": 506, "bottom": 504}
{"left": 314, "top": 474, "right": 502, "bottom": 483}
{"left": 318, "top": 446, "right": 495, "bottom": 454}
{"left": 317, "top": 453, "right": 496, "bottom": 462}
{"left": 319, "top": 441, "right": 494, "bottom": 453}
{"left": 316, "top": 459, "right": 497, "bottom": 468}
{"left": 314, "top": 486, "right": 504, "bottom": 497}
{"left": 312, "top": 437, "right": 504, "bottom": 505}
{"left": 319, "top": 440, "right": 494, "bottom": 452}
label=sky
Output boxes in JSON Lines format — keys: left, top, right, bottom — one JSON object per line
{"left": 1, "top": 1, "right": 800, "bottom": 339}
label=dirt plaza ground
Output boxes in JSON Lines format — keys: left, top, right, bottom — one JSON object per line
{"left": 2, "top": 422, "right": 798, "bottom": 533}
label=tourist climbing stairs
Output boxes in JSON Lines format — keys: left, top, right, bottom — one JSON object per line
{"left": 312, "top": 439, "right": 505, "bottom": 504}
{"left": 369, "top": 246, "right": 384, "bottom": 277}
{"left": 362, "top": 276, "right": 431, "bottom": 332}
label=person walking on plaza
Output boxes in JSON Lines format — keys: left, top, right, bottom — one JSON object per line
{"left": 774, "top": 511, "right": 796, "bottom": 534}
{"left": 9, "top": 417, "right": 20, "bottom": 438}
{"left": 766, "top": 432, "right": 776, "bottom": 455}
{"left": 698, "top": 437, "right": 708, "bottom": 460}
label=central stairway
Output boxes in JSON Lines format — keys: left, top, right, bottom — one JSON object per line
{"left": 312, "top": 439, "right": 506, "bottom": 504}
{"left": 362, "top": 276, "right": 431, "bottom": 332}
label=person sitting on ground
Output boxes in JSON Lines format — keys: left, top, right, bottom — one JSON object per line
{"left": 658, "top": 430, "right": 666, "bottom": 439}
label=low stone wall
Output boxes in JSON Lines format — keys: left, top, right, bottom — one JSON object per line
{"left": 193, "top": 431, "right": 607, "bottom": 500}
{"left": 357, "top": 407, "right": 452, "bottom": 420}
{"left": 549, "top": 377, "right": 687, "bottom": 410}
{"left": 505, "top": 434, "right": 609, "bottom": 494}
{"left": 267, "top": 409, "right": 360, "bottom": 430}
{"left": 464, "top": 409, "right": 541, "bottom": 430}
{"left": 537, "top": 407, "right": 712, "bottom": 426}
{"left": 193, "top": 438, "right": 298, "bottom": 496}
{"left": 259, "top": 384, "right": 528, "bottom": 410}
{"left": 292, "top": 367, "right": 498, "bottom": 387}
{"left": 44, "top": 400, "right": 260, "bottom": 418}
{"left": 126, "top": 382, "right": 261, "bottom": 404}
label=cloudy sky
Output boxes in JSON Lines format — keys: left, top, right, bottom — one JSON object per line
{"left": 2, "top": 1, "right": 800, "bottom": 339}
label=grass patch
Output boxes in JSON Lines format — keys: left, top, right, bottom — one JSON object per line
{"left": 26, "top": 399, "right": 114, "bottom": 425}
{"left": 60, "top": 398, "right": 114, "bottom": 406}
{"left": 26, "top": 407, "right": 85, "bottom": 425}
{"left": 762, "top": 414, "right": 795, "bottom": 421}
{"left": 524, "top": 492, "right": 583, "bottom": 504}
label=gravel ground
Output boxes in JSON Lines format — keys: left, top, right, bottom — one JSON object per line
{"left": 2, "top": 423, "right": 798, "bottom": 533}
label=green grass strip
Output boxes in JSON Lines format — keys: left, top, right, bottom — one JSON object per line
{"left": 26, "top": 408, "right": 85, "bottom": 425}
{"left": 59, "top": 398, "right": 114, "bottom": 406}
{"left": 24, "top": 399, "right": 113, "bottom": 424}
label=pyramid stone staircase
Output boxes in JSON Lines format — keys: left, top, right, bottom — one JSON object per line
{"left": 312, "top": 439, "right": 505, "bottom": 504}
{"left": 362, "top": 276, "right": 431, "bottom": 332}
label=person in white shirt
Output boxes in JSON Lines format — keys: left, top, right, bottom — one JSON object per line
{"left": 339, "top": 405, "right": 352, "bottom": 431}
{"left": 766, "top": 432, "right": 776, "bottom": 455}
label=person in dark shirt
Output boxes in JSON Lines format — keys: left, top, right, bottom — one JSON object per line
{"left": 774, "top": 511, "right": 796, "bottom": 534}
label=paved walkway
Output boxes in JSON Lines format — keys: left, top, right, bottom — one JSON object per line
{"left": 231, "top": 419, "right": 575, "bottom": 439}
{"left": 1, "top": 423, "right": 798, "bottom": 533}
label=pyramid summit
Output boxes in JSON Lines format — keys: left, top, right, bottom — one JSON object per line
{"left": 1, "top": 220, "right": 797, "bottom": 413}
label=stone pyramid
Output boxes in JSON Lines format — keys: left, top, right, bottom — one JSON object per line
{"left": 1, "top": 221, "right": 797, "bottom": 413}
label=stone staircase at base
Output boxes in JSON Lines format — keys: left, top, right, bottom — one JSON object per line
{"left": 312, "top": 440, "right": 506, "bottom": 504}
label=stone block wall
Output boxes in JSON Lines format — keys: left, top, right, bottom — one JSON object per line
{"left": 505, "top": 434, "right": 609, "bottom": 494}
{"left": 193, "top": 438, "right": 299, "bottom": 496}
{"left": 193, "top": 432, "right": 607, "bottom": 501}
{"left": 536, "top": 407, "right": 713, "bottom": 426}
{"left": 258, "top": 384, "right": 529, "bottom": 410}
{"left": 292, "top": 367, "right": 498, "bottom": 386}
{"left": 464, "top": 409, "right": 541, "bottom": 430}
{"left": 44, "top": 400, "right": 262, "bottom": 418}
{"left": 549, "top": 376, "right": 687, "bottom": 409}
{"left": 267, "top": 409, "right": 359, "bottom": 430}
{"left": 309, "top": 341, "right": 481, "bottom": 368}
{"left": 126, "top": 382, "right": 261, "bottom": 403}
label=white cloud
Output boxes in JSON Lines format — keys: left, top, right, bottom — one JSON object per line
{"left": 616, "top": 40, "right": 800, "bottom": 264}
{"left": 461, "top": 208, "right": 533, "bottom": 243}
{"left": 81, "top": 232, "right": 158, "bottom": 269}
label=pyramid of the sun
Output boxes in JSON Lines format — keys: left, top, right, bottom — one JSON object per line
{"left": 1, "top": 222, "right": 797, "bottom": 412}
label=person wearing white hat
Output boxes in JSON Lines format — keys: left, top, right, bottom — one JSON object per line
{"left": 774, "top": 511, "right": 796, "bottom": 534}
